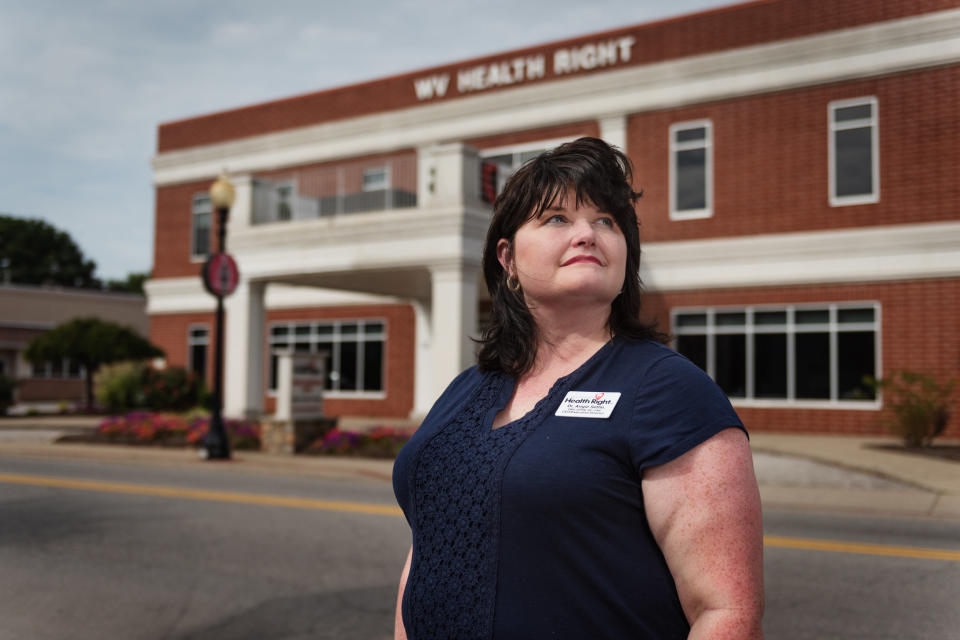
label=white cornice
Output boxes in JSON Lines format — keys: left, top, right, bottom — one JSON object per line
{"left": 153, "top": 9, "right": 960, "bottom": 186}
{"left": 145, "top": 279, "right": 403, "bottom": 314}
{"left": 641, "top": 221, "right": 960, "bottom": 291}
{"left": 144, "top": 279, "right": 216, "bottom": 314}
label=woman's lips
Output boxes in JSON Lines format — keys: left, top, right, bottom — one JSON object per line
{"left": 561, "top": 255, "right": 603, "bottom": 266}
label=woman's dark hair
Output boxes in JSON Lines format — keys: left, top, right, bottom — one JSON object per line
{"left": 477, "top": 136, "right": 663, "bottom": 376}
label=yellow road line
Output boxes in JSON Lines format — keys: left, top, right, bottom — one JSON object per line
{"left": 3, "top": 472, "right": 958, "bottom": 560}
{"left": 0, "top": 472, "right": 403, "bottom": 517}
{"left": 764, "top": 535, "right": 960, "bottom": 561}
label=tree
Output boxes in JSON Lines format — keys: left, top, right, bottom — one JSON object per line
{"left": 24, "top": 318, "right": 164, "bottom": 410}
{"left": 0, "top": 214, "right": 101, "bottom": 289}
{"left": 106, "top": 272, "right": 149, "bottom": 294}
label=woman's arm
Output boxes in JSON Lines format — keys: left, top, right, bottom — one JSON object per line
{"left": 394, "top": 545, "right": 412, "bottom": 640}
{"left": 642, "top": 427, "right": 765, "bottom": 640}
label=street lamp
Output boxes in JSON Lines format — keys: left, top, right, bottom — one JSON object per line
{"left": 203, "top": 171, "right": 237, "bottom": 460}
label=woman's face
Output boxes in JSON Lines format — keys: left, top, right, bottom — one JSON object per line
{"left": 498, "top": 190, "right": 627, "bottom": 310}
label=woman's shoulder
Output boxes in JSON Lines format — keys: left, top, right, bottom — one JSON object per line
{"left": 618, "top": 339, "right": 745, "bottom": 470}
{"left": 611, "top": 337, "right": 696, "bottom": 380}
{"left": 614, "top": 337, "right": 722, "bottom": 390}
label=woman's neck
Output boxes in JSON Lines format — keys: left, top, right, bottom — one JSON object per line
{"left": 526, "top": 304, "right": 612, "bottom": 379}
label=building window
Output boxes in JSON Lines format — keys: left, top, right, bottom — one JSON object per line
{"left": 829, "top": 97, "right": 879, "bottom": 206}
{"left": 669, "top": 120, "right": 712, "bottom": 220}
{"left": 362, "top": 167, "right": 389, "bottom": 192}
{"left": 188, "top": 326, "right": 209, "bottom": 381}
{"left": 192, "top": 193, "right": 212, "bottom": 258}
{"left": 672, "top": 303, "right": 879, "bottom": 405}
{"left": 268, "top": 319, "right": 386, "bottom": 395}
{"left": 481, "top": 138, "right": 574, "bottom": 197}
{"left": 30, "top": 358, "right": 83, "bottom": 379}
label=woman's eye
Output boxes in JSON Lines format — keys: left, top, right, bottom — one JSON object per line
{"left": 547, "top": 214, "right": 567, "bottom": 224}
{"left": 597, "top": 217, "right": 615, "bottom": 227}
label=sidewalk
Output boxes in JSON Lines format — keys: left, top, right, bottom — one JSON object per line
{"left": 1, "top": 417, "right": 958, "bottom": 519}
{"left": 749, "top": 432, "right": 960, "bottom": 520}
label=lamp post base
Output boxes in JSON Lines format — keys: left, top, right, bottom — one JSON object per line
{"left": 202, "top": 442, "right": 231, "bottom": 460}
{"left": 203, "top": 416, "right": 232, "bottom": 460}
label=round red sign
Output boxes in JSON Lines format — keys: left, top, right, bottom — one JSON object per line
{"left": 202, "top": 253, "right": 239, "bottom": 297}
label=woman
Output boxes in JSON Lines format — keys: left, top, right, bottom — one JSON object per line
{"left": 392, "top": 137, "right": 764, "bottom": 639}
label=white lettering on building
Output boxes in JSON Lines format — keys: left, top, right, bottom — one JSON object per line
{"left": 410, "top": 36, "right": 634, "bottom": 101}
{"left": 456, "top": 55, "right": 547, "bottom": 94}
{"left": 413, "top": 74, "right": 450, "bottom": 100}
{"left": 554, "top": 36, "right": 636, "bottom": 75}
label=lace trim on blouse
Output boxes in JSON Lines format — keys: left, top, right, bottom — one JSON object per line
{"left": 405, "top": 367, "right": 588, "bottom": 640}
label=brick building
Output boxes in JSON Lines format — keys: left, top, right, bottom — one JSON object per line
{"left": 147, "top": 0, "right": 960, "bottom": 435}
{"left": 0, "top": 285, "right": 149, "bottom": 411}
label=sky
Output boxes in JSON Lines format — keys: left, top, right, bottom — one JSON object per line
{"left": 0, "top": 0, "right": 731, "bottom": 281}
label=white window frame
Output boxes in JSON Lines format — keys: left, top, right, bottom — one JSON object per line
{"left": 669, "top": 119, "right": 713, "bottom": 220}
{"left": 267, "top": 318, "right": 387, "bottom": 399}
{"left": 362, "top": 166, "right": 390, "bottom": 192}
{"left": 828, "top": 96, "right": 879, "bottom": 207}
{"left": 30, "top": 357, "right": 84, "bottom": 379}
{"left": 190, "top": 193, "right": 212, "bottom": 261}
{"left": 671, "top": 302, "right": 882, "bottom": 409}
{"left": 187, "top": 325, "right": 209, "bottom": 379}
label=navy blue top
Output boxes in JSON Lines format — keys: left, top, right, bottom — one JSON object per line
{"left": 392, "top": 338, "right": 745, "bottom": 640}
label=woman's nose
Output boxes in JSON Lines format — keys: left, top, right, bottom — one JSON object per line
{"left": 572, "top": 219, "right": 597, "bottom": 246}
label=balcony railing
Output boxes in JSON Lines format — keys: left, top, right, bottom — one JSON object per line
{"left": 252, "top": 154, "right": 417, "bottom": 225}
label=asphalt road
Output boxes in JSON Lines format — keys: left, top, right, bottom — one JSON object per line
{"left": 1, "top": 454, "right": 958, "bottom": 640}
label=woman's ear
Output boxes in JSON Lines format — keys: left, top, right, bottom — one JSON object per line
{"left": 496, "top": 238, "right": 513, "bottom": 275}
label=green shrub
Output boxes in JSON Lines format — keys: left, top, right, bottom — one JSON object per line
{"left": 868, "top": 371, "right": 956, "bottom": 447}
{"left": 95, "top": 363, "right": 206, "bottom": 414}
{"left": 141, "top": 366, "right": 205, "bottom": 412}
{"left": 95, "top": 361, "right": 147, "bottom": 412}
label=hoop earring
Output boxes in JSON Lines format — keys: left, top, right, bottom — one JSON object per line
{"left": 507, "top": 275, "right": 521, "bottom": 292}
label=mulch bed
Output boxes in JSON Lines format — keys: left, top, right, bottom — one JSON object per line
{"left": 866, "top": 443, "right": 960, "bottom": 463}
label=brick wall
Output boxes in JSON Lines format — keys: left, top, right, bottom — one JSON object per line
{"left": 642, "top": 278, "right": 960, "bottom": 437}
{"left": 255, "top": 149, "right": 418, "bottom": 197}
{"left": 157, "top": 0, "right": 955, "bottom": 152}
{"left": 628, "top": 64, "right": 960, "bottom": 241}
{"left": 464, "top": 121, "right": 600, "bottom": 150}
{"left": 0, "top": 326, "right": 44, "bottom": 344}
{"left": 149, "top": 312, "right": 216, "bottom": 386}
{"left": 153, "top": 179, "right": 220, "bottom": 279}
{"left": 16, "top": 379, "right": 85, "bottom": 403}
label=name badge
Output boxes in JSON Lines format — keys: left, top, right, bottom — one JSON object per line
{"left": 555, "top": 391, "right": 621, "bottom": 419}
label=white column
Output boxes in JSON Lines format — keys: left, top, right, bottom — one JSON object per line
{"left": 224, "top": 278, "right": 266, "bottom": 419}
{"left": 227, "top": 174, "right": 254, "bottom": 232}
{"left": 599, "top": 115, "right": 628, "bottom": 152}
{"left": 417, "top": 143, "right": 481, "bottom": 209}
{"left": 412, "top": 297, "right": 434, "bottom": 418}
{"left": 428, "top": 261, "right": 479, "bottom": 400}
